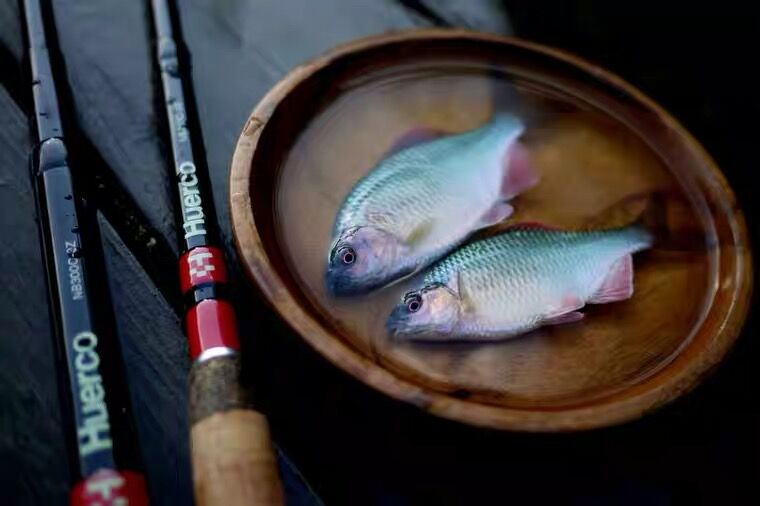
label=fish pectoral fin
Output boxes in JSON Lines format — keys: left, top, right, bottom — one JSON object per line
{"left": 501, "top": 141, "right": 539, "bottom": 200}
{"left": 544, "top": 311, "right": 585, "bottom": 326}
{"left": 477, "top": 202, "right": 514, "bottom": 229}
{"left": 588, "top": 254, "right": 634, "bottom": 304}
{"left": 543, "top": 295, "right": 585, "bottom": 326}
{"left": 445, "top": 271, "right": 461, "bottom": 297}
{"left": 404, "top": 219, "right": 433, "bottom": 246}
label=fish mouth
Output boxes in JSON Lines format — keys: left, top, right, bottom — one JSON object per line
{"left": 327, "top": 282, "right": 366, "bottom": 297}
{"left": 385, "top": 305, "right": 405, "bottom": 337}
{"left": 385, "top": 305, "right": 420, "bottom": 339}
{"left": 386, "top": 322, "right": 440, "bottom": 342}
{"left": 326, "top": 276, "right": 355, "bottom": 297}
{"left": 385, "top": 319, "right": 404, "bottom": 339}
{"left": 325, "top": 269, "right": 373, "bottom": 297}
{"left": 386, "top": 307, "right": 457, "bottom": 341}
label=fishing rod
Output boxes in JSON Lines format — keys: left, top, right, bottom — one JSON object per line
{"left": 149, "top": 1, "right": 284, "bottom": 504}
{"left": 22, "top": 0, "right": 149, "bottom": 503}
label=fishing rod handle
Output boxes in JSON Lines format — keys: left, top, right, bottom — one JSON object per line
{"left": 189, "top": 354, "right": 284, "bottom": 506}
{"left": 181, "top": 247, "right": 283, "bottom": 505}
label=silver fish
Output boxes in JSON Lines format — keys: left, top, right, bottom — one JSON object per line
{"left": 326, "top": 114, "right": 538, "bottom": 296}
{"left": 386, "top": 225, "right": 652, "bottom": 341}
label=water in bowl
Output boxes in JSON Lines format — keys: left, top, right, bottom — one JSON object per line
{"left": 274, "top": 63, "right": 715, "bottom": 408}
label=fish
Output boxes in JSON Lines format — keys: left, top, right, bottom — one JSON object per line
{"left": 326, "top": 114, "right": 538, "bottom": 296}
{"left": 386, "top": 224, "right": 652, "bottom": 341}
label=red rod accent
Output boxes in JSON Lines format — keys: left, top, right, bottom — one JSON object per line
{"left": 185, "top": 299, "right": 240, "bottom": 359}
{"left": 178, "top": 246, "right": 228, "bottom": 294}
{"left": 70, "top": 469, "right": 149, "bottom": 506}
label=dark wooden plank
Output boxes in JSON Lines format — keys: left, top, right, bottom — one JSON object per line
{"left": 0, "top": 0, "right": 26, "bottom": 108}
{"left": 1, "top": 1, "right": 182, "bottom": 306}
{"left": 96, "top": 213, "right": 194, "bottom": 506}
{"left": 0, "top": 0, "right": 22, "bottom": 60}
{"left": 0, "top": 85, "right": 70, "bottom": 505}
{"left": 48, "top": 0, "right": 179, "bottom": 249}
{"left": 414, "top": 0, "right": 513, "bottom": 32}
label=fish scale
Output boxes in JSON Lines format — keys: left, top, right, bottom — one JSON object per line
{"left": 417, "top": 226, "right": 652, "bottom": 338}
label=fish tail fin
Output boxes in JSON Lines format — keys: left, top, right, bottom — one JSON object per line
{"left": 621, "top": 224, "right": 654, "bottom": 252}
{"left": 484, "top": 70, "right": 539, "bottom": 199}
{"left": 500, "top": 139, "right": 539, "bottom": 200}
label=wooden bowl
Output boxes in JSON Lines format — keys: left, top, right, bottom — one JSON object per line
{"left": 230, "top": 29, "right": 752, "bottom": 431}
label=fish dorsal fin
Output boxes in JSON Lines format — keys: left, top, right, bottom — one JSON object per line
{"left": 446, "top": 271, "right": 460, "bottom": 296}
{"left": 501, "top": 221, "right": 562, "bottom": 232}
{"left": 404, "top": 219, "right": 433, "bottom": 247}
{"left": 477, "top": 202, "right": 514, "bottom": 229}
{"left": 501, "top": 141, "right": 539, "bottom": 200}
{"left": 445, "top": 271, "right": 474, "bottom": 313}
{"left": 384, "top": 126, "right": 447, "bottom": 157}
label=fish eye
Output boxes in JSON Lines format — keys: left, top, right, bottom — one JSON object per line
{"left": 338, "top": 247, "right": 356, "bottom": 265}
{"left": 406, "top": 294, "right": 422, "bottom": 313}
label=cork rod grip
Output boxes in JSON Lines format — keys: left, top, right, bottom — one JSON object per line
{"left": 189, "top": 354, "right": 284, "bottom": 506}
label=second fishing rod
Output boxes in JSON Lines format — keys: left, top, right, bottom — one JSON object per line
{"left": 22, "top": 0, "right": 149, "bottom": 503}
{"left": 149, "top": 1, "right": 284, "bottom": 504}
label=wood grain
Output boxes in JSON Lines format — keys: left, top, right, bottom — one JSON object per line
{"left": 0, "top": 0, "right": 22, "bottom": 59}
{"left": 49, "top": 0, "right": 178, "bottom": 248}
{"left": 230, "top": 29, "right": 752, "bottom": 432}
{"left": 0, "top": 83, "right": 70, "bottom": 506}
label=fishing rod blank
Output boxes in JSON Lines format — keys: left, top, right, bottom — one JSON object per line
{"left": 149, "top": 0, "right": 284, "bottom": 504}
{"left": 23, "top": 0, "right": 149, "bottom": 503}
